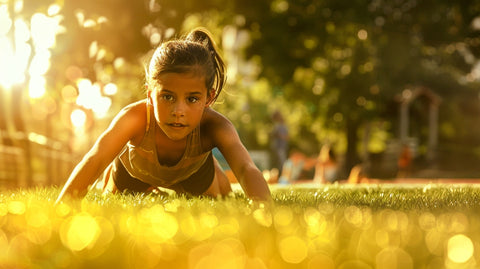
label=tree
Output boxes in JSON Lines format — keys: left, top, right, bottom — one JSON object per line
{"left": 235, "top": 0, "right": 480, "bottom": 175}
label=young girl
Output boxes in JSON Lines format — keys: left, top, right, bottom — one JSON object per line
{"left": 56, "top": 28, "right": 271, "bottom": 202}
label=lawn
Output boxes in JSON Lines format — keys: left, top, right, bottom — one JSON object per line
{"left": 1, "top": 183, "right": 480, "bottom": 269}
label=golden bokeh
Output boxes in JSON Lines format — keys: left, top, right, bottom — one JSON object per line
{"left": 447, "top": 234, "right": 474, "bottom": 264}
{"left": 278, "top": 236, "right": 308, "bottom": 264}
{"left": 60, "top": 213, "right": 100, "bottom": 251}
{"left": 0, "top": 186, "right": 480, "bottom": 268}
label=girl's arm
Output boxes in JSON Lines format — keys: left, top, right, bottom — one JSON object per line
{"left": 210, "top": 113, "right": 272, "bottom": 201}
{"left": 56, "top": 102, "right": 146, "bottom": 203}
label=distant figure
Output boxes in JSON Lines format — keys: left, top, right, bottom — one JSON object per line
{"left": 397, "top": 144, "right": 412, "bottom": 178}
{"left": 278, "top": 150, "right": 307, "bottom": 184}
{"left": 264, "top": 168, "right": 280, "bottom": 184}
{"left": 269, "top": 111, "right": 289, "bottom": 175}
{"left": 314, "top": 145, "right": 338, "bottom": 184}
{"left": 348, "top": 164, "right": 368, "bottom": 184}
{"left": 277, "top": 148, "right": 321, "bottom": 184}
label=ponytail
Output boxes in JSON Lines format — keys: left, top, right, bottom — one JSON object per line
{"left": 186, "top": 28, "right": 227, "bottom": 102}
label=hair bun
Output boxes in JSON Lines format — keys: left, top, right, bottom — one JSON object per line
{"left": 186, "top": 28, "right": 210, "bottom": 45}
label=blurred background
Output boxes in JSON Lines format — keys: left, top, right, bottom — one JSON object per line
{"left": 1, "top": 0, "right": 480, "bottom": 189}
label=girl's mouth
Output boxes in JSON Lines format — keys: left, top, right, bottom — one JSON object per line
{"left": 168, "top": 123, "right": 186, "bottom": 128}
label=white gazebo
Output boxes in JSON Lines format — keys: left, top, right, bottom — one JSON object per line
{"left": 396, "top": 87, "right": 442, "bottom": 161}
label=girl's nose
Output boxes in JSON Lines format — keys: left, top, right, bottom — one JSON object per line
{"left": 172, "top": 101, "right": 186, "bottom": 117}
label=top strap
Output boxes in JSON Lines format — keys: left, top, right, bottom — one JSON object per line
{"left": 146, "top": 100, "right": 151, "bottom": 133}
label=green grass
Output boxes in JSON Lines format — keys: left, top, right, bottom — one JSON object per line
{"left": 1, "top": 183, "right": 480, "bottom": 268}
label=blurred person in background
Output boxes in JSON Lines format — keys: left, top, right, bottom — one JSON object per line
{"left": 397, "top": 143, "right": 412, "bottom": 178}
{"left": 269, "top": 110, "right": 289, "bottom": 177}
{"left": 314, "top": 145, "right": 338, "bottom": 184}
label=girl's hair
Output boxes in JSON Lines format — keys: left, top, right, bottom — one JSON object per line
{"left": 146, "top": 27, "right": 226, "bottom": 102}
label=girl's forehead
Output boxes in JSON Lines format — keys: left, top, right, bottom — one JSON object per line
{"left": 154, "top": 72, "right": 207, "bottom": 91}
{"left": 158, "top": 71, "right": 205, "bottom": 80}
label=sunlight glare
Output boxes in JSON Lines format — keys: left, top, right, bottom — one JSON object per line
{"left": 0, "top": 37, "right": 25, "bottom": 88}
{"left": 28, "top": 132, "right": 48, "bottom": 145}
{"left": 28, "top": 75, "right": 46, "bottom": 98}
{"left": 29, "top": 49, "right": 51, "bottom": 76}
{"left": 89, "top": 41, "right": 98, "bottom": 58}
{"left": 103, "top": 83, "right": 118, "bottom": 95}
{"left": 75, "top": 10, "right": 84, "bottom": 25}
{"left": 70, "top": 109, "right": 87, "bottom": 128}
{"left": 0, "top": 5, "right": 12, "bottom": 36}
{"left": 97, "top": 16, "right": 108, "bottom": 24}
{"left": 0, "top": 8, "right": 61, "bottom": 91}
{"left": 0, "top": 18, "right": 32, "bottom": 89}
{"left": 15, "top": 41, "right": 32, "bottom": 73}
{"left": 113, "top": 57, "right": 125, "bottom": 70}
{"left": 92, "top": 96, "right": 112, "bottom": 118}
{"left": 83, "top": 19, "right": 96, "bottom": 28}
{"left": 76, "top": 79, "right": 96, "bottom": 109}
{"left": 47, "top": 4, "right": 61, "bottom": 16}
{"left": 13, "top": 0, "right": 23, "bottom": 13}
{"left": 14, "top": 18, "right": 29, "bottom": 43}
{"left": 75, "top": 79, "right": 112, "bottom": 118}
{"left": 31, "top": 13, "right": 57, "bottom": 49}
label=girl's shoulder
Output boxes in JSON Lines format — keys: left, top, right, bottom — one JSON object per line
{"left": 114, "top": 99, "right": 149, "bottom": 145}
{"left": 117, "top": 99, "right": 148, "bottom": 117}
{"left": 121, "top": 99, "right": 148, "bottom": 112}
{"left": 201, "top": 107, "right": 232, "bottom": 128}
{"left": 200, "top": 108, "right": 237, "bottom": 146}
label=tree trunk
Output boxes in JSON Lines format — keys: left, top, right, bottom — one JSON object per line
{"left": 344, "top": 117, "right": 361, "bottom": 176}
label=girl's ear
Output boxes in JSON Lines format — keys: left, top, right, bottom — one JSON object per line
{"left": 205, "top": 89, "right": 216, "bottom": 107}
{"left": 146, "top": 85, "right": 153, "bottom": 105}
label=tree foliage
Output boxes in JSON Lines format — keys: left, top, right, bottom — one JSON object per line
{"left": 3, "top": 0, "right": 480, "bottom": 184}
{"left": 234, "top": 0, "right": 480, "bottom": 173}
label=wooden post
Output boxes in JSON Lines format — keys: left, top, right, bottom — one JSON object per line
{"left": 399, "top": 101, "right": 409, "bottom": 142}
{"left": 427, "top": 102, "right": 439, "bottom": 162}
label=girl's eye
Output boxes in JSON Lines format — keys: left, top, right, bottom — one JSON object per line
{"left": 161, "top": 94, "right": 174, "bottom": 101}
{"left": 188, "top": 96, "right": 199, "bottom": 103}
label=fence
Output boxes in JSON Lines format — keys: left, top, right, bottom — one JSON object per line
{"left": 0, "top": 145, "right": 26, "bottom": 189}
{"left": 0, "top": 132, "right": 79, "bottom": 190}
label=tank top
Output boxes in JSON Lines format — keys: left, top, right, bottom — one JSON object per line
{"left": 117, "top": 103, "right": 210, "bottom": 188}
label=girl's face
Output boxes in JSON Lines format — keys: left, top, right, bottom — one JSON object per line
{"left": 148, "top": 72, "right": 213, "bottom": 141}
